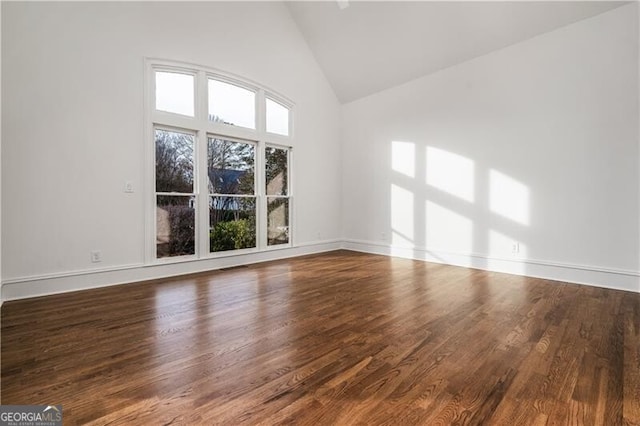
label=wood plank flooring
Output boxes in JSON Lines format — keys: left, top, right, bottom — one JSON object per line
{"left": 2, "top": 250, "right": 640, "bottom": 425}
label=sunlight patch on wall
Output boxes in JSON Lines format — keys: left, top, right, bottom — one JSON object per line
{"left": 426, "top": 147, "right": 474, "bottom": 202}
{"left": 391, "top": 141, "right": 415, "bottom": 178}
{"left": 391, "top": 184, "right": 414, "bottom": 247}
{"left": 489, "top": 169, "right": 530, "bottom": 226}
{"left": 425, "top": 201, "right": 472, "bottom": 253}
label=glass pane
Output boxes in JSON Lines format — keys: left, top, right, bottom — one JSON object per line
{"left": 265, "top": 147, "right": 288, "bottom": 196}
{"left": 208, "top": 138, "right": 254, "bottom": 195}
{"left": 156, "top": 195, "right": 195, "bottom": 258}
{"left": 267, "top": 197, "right": 289, "bottom": 246}
{"left": 266, "top": 98, "right": 289, "bottom": 136}
{"left": 208, "top": 79, "right": 255, "bottom": 129}
{"left": 155, "top": 71, "right": 194, "bottom": 116}
{"left": 209, "top": 196, "right": 256, "bottom": 252}
{"left": 155, "top": 129, "right": 194, "bottom": 193}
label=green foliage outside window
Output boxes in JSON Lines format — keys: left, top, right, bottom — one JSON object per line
{"left": 210, "top": 219, "right": 256, "bottom": 252}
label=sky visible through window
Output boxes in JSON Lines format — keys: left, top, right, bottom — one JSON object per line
{"left": 155, "top": 71, "right": 290, "bottom": 136}
{"left": 208, "top": 79, "right": 255, "bottom": 129}
{"left": 155, "top": 71, "right": 194, "bottom": 116}
{"left": 266, "top": 98, "right": 289, "bottom": 136}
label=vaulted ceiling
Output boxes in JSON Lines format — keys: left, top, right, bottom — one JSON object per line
{"left": 286, "top": 1, "right": 629, "bottom": 103}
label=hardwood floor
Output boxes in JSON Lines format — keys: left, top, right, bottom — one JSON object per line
{"left": 2, "top": 250, "right": 639, "bottom": 425}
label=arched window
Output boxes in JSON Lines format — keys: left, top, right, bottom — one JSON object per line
{"left": 146, "top": 60, "right": 293, "bottom": 261}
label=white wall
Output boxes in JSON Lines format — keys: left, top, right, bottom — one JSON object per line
{"left": 3, "top": 2, "right": 639, "bottom": 299}
{"left": 342, "top": 4, "right": 640, "bottom": 291}
{"left": 0, "top": 1, "right": 3, "bottom": 307}
{"left": 1, "top": 2, "right": 342, "bottom": 298}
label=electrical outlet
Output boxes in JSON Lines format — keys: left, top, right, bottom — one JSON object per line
{"left": 511, "top": 242, "right": 520, "bottom": 254}
{"left": 90, "top": 250, "right": 102, "bottom": 263}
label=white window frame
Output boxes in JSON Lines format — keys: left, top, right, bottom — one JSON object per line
{"left": 144, "top": 58, "right": 294, "bottom": 263}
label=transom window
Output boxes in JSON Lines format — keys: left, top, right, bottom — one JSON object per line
{"left": 155, "top": 72, "right": 194, "bottom": 117}
{"left": 147, "top": 60, "right": 293, "bottom": 261}
{"left": 208, "top": 79, "right": 256, "bottom": 128}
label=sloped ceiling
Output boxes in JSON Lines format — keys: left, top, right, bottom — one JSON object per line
{"left": 286, "top": 1, "right": 629, "bottom": 103}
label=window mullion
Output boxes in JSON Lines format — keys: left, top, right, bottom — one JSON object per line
{"left": 196, "top": 130, "right": 208, "bottom": 257}
{"left": 256, "top": 140, "right": 266, "bottom": 249}
{"left": 196, "top": 71, "right": 210, "bottom": 257}
{"left": 256, "top": 89, "right": 266, "bottom": 134}
{"left": 256, "top": 89, "right": 267, "bottom": 249}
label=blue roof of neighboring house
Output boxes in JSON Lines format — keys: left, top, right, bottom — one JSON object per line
{"left": 209, "top": 168, "right": 245, "bottom": 193}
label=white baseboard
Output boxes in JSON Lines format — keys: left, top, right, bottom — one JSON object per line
{"left": 2, "top": 238, "right": 638, "bottom": 301}
{"left": 1, "top": 240, "right": 342, "bottom": 301}
{"left": 342, "top": 239, "right": 640, "bottom": 294}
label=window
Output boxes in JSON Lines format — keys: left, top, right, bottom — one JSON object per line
{"left": 155, "top": 129, "right": 195, "bottom": 258}
{"left": 266, "top": 98, "right": 289, "bottom": 136}
{"left": 147, "top": 61, "right": 293, "bottom": 261}
{"left": 208, "top": 138, "right": 256, "bottom": 252}
{"left": 265, "top": 146, "right": 290, "bottom": 245}
{"left": 155, "top": 71, "right": 194, "bottom": 117}
{"left": 208, "top": 79, "right": 256, "bottom": 129}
